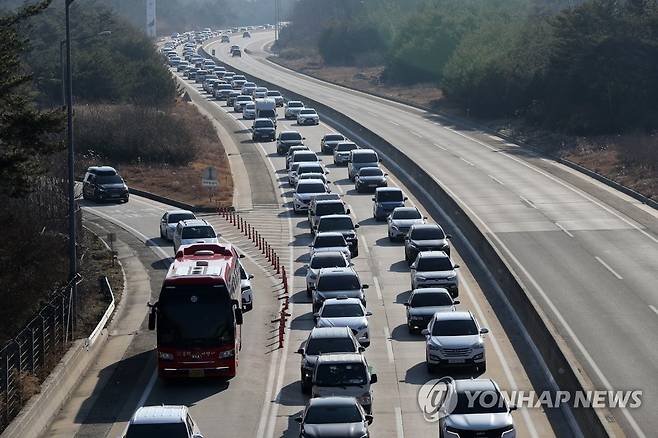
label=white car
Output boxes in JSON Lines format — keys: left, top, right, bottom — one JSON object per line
{"left": 285, "top": 100, "right": 305, "bottom": 119}
{"left": 309, "top": 233, "right": 351, "bottom": 263}
{"left": 241, "top": 81, "right": 257, "bottom": 95}
{"left": 298, "top": 172, "right": 329, "bottom": 184}
{"left": 441, "top": 379, "right": 516, "bottom": 437}
{"left": 266, "top": 90, "right": 284, "bottom": 106}
{"left": 423, "top": 311, "right": 488, "bottom": 373}
{"left": 159, "top": 210, "right": 196, "bottom": 240}
{"left": 387, "top": 207, "right": 426, "bottom": 241}
{"left": 410, "top": 251, "right": 459, "bottom": 295}
{"left": 172, "top": 219, "right": 219, "bottom": 253}
{"left": 305, "top": 251, "right": 351, "bottom": 295}
{"left": 243, "top": 102, "right": 256, "bottom": 119}
{"left": 315, "top": 297, "right": 372, "bottom": 347}
{"left": 240, "top": 263, "right": 254, "bottom": 311}
{"left": 253, "top": 87, "right": 268, "bottom": 99}
{"left": 297, "top": 108, "right": 320, "bottom": 125}
{"left": 122, "top": 405, "right": 204, "bottom": 438}
{"left": 233, "top": 95, "right": 253, "bottom": 112}
{"left": 293, "top": 179, "right": 330, "bottom": 213}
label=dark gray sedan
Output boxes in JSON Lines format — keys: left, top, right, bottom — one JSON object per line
{"left": 405, "top": 287, "right": 458, "bottom": 333}
{"left": 295, "top": 397, "right": 372, "bottom": 438}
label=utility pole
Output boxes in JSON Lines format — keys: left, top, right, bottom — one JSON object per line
{"left": 65, "top": 0, "right": 77, "bottom": 336}
{"left": 274, "top": 0, "right": 279, "bottom": 44}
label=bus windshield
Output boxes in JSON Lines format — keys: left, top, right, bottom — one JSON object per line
{"left": 157, "top": 284, "right": 234, "bottom": 348}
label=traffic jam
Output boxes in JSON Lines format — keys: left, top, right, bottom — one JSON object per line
{"left": 126, "top": 28, "right": 520, "bottom": 438}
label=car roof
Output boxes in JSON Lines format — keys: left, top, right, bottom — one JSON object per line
{"left": 297, "top": 179, "right": 324, "bottom": 186}
{"left": 131, "top": 405, "right": 187, "bottom": 424}
{"left": 352, "top": 148, "right": 376, "bottom": 154}
{"left": 412, "top": 287, "right": 451, "bottom": 295}
{"left": 254, "top": 117, "right": 274, "bottom": 123}
{"left": 323, "top": 297, "right": 362, "bottom": 306}
{"left": 411, "top": 223, "right": 442, "bottom": 231}
{"left": 315, "top": 199, "right": 343, "bottom": 206}
{"left": 392, "top": 207, "right": 419, "bottom": 213}
{"left": 318, "top": 266, "right": 356, "bottom": 276}
{"left": 308, "top": 396, "right": 359, "bottom": 407}
{"left": 281, "top": 130, "right": 302, "bottom": 135}
{"left": 417, "top": 250, "right": 450, "bottom": 259}
{"left": 309, "top": 326, "right": 352, "bottom": 339}
{"left": 166, "top": 209, "right": 194, "bottom": 216}
{"left": 315, "top": 232, "right": 346, "bottom": 239}
{"left": 316, "top": 353, "right": 365, "bottom": 364}
{"left": 318, "top": 214, "right": 351, "bottom": 220}
{"left": 179, "top": 219, "right": 210, "bottom": 227}
{"left": 87, "top": 166, "right": 117, "bottom": 174}
{"left": 453, "top": 378, "right": 497, "bottom": 394}
{"left": 376, "top": 187, "right": 402, "bottom": 193}
{"left": 433, "top": 311, "right": 473, "bottom": 322}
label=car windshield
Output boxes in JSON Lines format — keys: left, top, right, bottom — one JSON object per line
{"left": 158, "top": 285, "right": 235, "bottom": 347}
{"left": 267, "top": 91, "right": 281, "bottom": 96}
{"left": 300, "top": 109, "right": 316, "bottom": 115}
{"left": 259, "top": 109, "right": 276, "bottom": 118}
{"left": 352, "top": 152, "right": 378, "bottom": 163}
{"left": 299, "top": 174, "right": 324, "bottom": 181}
{"left": 315, "top": 203, "right": 345, "bottom": 216}
{"left": 125, "top": 423, "right": 188, "bottom": 438}
{"left": 314, "top": 235, "right": 347, "bottom": 248}
{"left": 298, "top": 165, "right": 323, "bottom": 174}
{"left": 318, "top": 217, "right": 354, "bottom": 232}
{"left": 293, "top": 152, "right": 317, "bottom": 162}
{"left": 410, "top": 227, "right": 445, "bottom": 240}
{"left": 254, "top": 120, "right": 274, "bottom": 128}
{"left": 377, "top": 190, "right": 403, "bottom": 202}
{"left": 168, "top": 213, "right": 195, "bottom": 223}
{"left": 218, "top": 84, "right": 231, "bottom": 89}
{"left": 304, "top": 404, "right": 362, "bottom": 424}
{"left": 359, "top": 168, "right": 383, "bottom": 177}
{"left": 297, "top": 182, "right": 326, "bottom": 194}
{"left": 181, "top": 226, "right": 216, "bottom": 239}
{"left": 417, "top": 257, "right": 453, "bottom": 271}
{"left": 325, "top": 134, "right": 345, "bottom": 142}
{"left": 392, "top": 209, "right": 421, "bottom": 219}
{"left": 310, "top": 254, "right": 348, "bottom": 269}
{"left": 95, "top": 175, "right": 123, "bottom": 184}
{"left": 245, "top": 104, "right": 255, "bottom": 109}
{"left": 281, "top": 132, "right": 302, "bottom": 140}
{"left": 432, "top": 319, "right": 478, "bottom": 336}
{"left": 288, "top": 102, "right": 303, "bottom": 108}
{"left": 335, "top": 143, "right": 358, "bottom": 152}
{"left": 237, "top": 96, "right": 251, "bottom": 101}
{"left": 410, "top": 292, "right": 452, "bottom": 307}
{"left": 244, "top": 82, "right": 255, "bottom": 87}
{"left": 315, "top": 363, "right": 367, "bottom": 386}
{"left": 321, "top": 303, "right": 364, "bottom": 318}
{"left": 317, "top": 274, "right": 360, "bottom": 290}
{"left": 452, "top": 391, "right": 508, "bottom": 414}
{"left": 305, "top": 337, "right": 356, "bottom": 355}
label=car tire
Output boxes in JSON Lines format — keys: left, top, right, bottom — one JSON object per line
{"left": 306, "top": 287, "right": 312, "bottom": 297}
{"left": 426, "top": 357, "right": 437, "bottom": 374}
{"left": 160, "top": 228, "right": 165, "bottom": 239}
{"left": 408, "top": 324, "right": 417, "bottom": 334}
{"left": 478, "top": 362, "right": 486, "bottom": 373}
{"left": 244, "top": 302, "right": 253, "bottom": 312}
{"left": 388, "top": 231, "right": 394, "bottom": 242}
{"left": 301, "top": 378, "right": 311, "bottom": 395}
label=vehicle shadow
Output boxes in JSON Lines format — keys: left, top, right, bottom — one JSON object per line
{"left": 374, "top": 237, "right": 398, "bottom": 247}
{"left": 395, "top": 290, "right": 410, "bottom": 304}
{"left": 292, "top": 290, "right": 312, "bottom": 305}
{"left": 281, "top": 410, "right": 305, "bottom": 438}
{"left": 390, "top": 323, "right": 422, "bottom": 343}
{"left": 404, "top": 361, "right": 484, "bottom": 385}
{"left": 290, "top": 312, "right": 315, "bottom": 331}
{"left": 389, "top": 260, "right": 409, "bottom": 273}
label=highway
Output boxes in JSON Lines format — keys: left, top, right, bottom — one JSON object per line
{"left": 205, "top": 31, "right": 658, "bottom": 436}
{"left": 44, "top": 46, "right": 570, "bottom": 437}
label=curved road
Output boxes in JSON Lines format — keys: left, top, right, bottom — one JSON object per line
{"left": 207, "top": 31, "right": 658, "bottom": 436}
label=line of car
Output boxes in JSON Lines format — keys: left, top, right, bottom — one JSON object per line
{"left": 130, "top": 32, "right": 519, "bottom": 438}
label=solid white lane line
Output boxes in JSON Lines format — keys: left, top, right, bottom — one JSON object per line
{"left": 433, "top": 142, "right": 448, "bottom": 151}
{"left": 460, "top": 157, "right": 475, "bottom": 166}
{"left": 373, "top": 276, "right": 383, "bottom": 301}
{"left": 383, "top": 326, "right": 394, "bottom": 364}
{"left": 360, "top": 235, "right": 371, "bottom": 258}
{"left": 595, "top": 256, "right": 623, "bottom": 280}
{"left": 519, "top": 195, "right": 536, "bottom": 208}
{"left": 461, "top": 279, "right": 539, "bottom": 438}
{"left": 410, "top": 130, "right": 423, "bottom": 138}
{"left": 555, "top": 222, "right": 574, "bottom": 238}
{"left": 395, "top": 406, "right": 405, "bottom": 438}
{"left": 389, "top": 120, "right": 401, "bottom": 126}
{"left": 488, "top": 175, "right": 505, "bottom": 186}
{"left": 649, "top": 305, "right": 658, "bottom": 316}
{"left": 334, "top": 183, "right": 344, "bottom": 194}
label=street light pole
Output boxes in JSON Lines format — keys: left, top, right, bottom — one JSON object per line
{"left": 65, "top": 0, "right": 77, "bottom": 335}
{"left": 274, "top": 0, "right": 279, "bottom": 44}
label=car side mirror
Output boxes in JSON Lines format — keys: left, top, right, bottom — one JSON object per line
{"left": 354, "top": 224, "right": 359, "bottom": 228}
{"left": 249, "top": 274, "right": 254, "bottom": 279}
{"left": 421, "top": 329, "right": 429, "bottom": 336}
{"left": 362, "top": 284, "right": 369, "bottom": 289}
{"left": 296, "top": 348, "right": 304, "bottom": 354}
{"left": 454, "top": 300, "right": 460, "bottom": 305}
{"left": 446, "top": 234, "right": 452, "bottom": 239}
{"left": 371, "top": 197, "right": 375, "bottom": 201}
{"left": 370, "top": 373, "right": 378, "bottom": 383}
{"left": 453, "top": 264, "right": 460, "bottom": 269}
{"left": 403, "top": 302, "right": 410, "bottom": 307}
{"left": 509, "top": 404, "right": 517, "bottom": 411}
{"left": 192, "top": 434, "right": 204, "bottom": 438}
{"left": 147, "top": 306, "right": 156, "bottom": 330}
{"left": 303, "top": 263, "right": 309, "bottom": 268}
{"left": 239, "top": 254, "right": 246, "bottom": 258}
{"left": 326, "top": 180, "right": 331, "bottom": 184}
{"left": 423, "top": 216, "right": 428, "bottom": 220}
{"left": 235, "top": 308, "right": 244, "bottom": 325}
{"left": 302, "top": 137, "right": 306, "bottom": 140}
{"left": 294, "top": 416, "right": 303, "bottom": 423}
{"left": 384, "top": 173, "right": 388, "bottom": 176}
{"left": 404, "top": 197, "right": 408, "bottom": 201}
{"left": 480, "top": 328, "right": 489, "bottom": 334}
{"left": 313, "top": 312, "right": 319, "bottom": 318}
{"left": 346, "top": 208, "right": 350, "bottom": 214}
{"left": 366, "top": 311, "right": 372, "bottom": 316}
{"left": 365, "top": 414, "right": 374, "bottom": 425}
{"left": 358, "top": 346, "right": 365, "bottom": 352}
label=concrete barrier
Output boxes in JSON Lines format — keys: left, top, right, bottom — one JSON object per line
{"left": 200, "top": 45, "right": 625, "bottom": 436}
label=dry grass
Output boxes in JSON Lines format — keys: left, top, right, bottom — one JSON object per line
{"left": 273, "top": 55, "right": 657, "bottom": 201}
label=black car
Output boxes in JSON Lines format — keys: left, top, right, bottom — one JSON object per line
{"left": 276, "top": 131, "right": 305, "bottom": 155}
{"left": 82, "top": 166, "right": 129, "bottom": 203}
{"left": 314, "top": 214, "right": 359, "bottom": 257}
{"left": 295, "top": 397, "right": 372, "bottom": 438}
{"left": 251, "top": 118, "right": 276, "bottom": 142}
{"left": 355, "top": 167, "right": 387, "bottom": 192}
{"left": 405, "top": 288, "right": 459, "bottom": 333}
{"left": 320, "top": 133, "right": 347, "bottom": 154}
{"left": 404, "top": 223, "right": 451, "bottom": 264}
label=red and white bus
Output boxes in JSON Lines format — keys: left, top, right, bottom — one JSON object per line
{"left": 148, "top": 243, "right": 243, "bottom": 378}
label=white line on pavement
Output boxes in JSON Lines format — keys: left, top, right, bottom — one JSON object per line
{"left": 433, "top": 143, "right": 447, "bottom": 151}
{"left": 395, "top": 406, "right": 405, "bottom": 438}
{"left": 595, "top": 256, "right": 623, "bottom": 280}
{"left": 410, "top": 130, "right": 423, "bottom": 138}
{"left": 488, "top": 175, "right": 505, "bottom": 186}
{"left": 460, "top": 157, "right": 475, "bottom": 166}
{"left": 360, "top": 234, "right": 371, "bottom": 258}
{"left": 555, "top": 222, "right": 574, "bottom": 238}
{"left": 389, "top": 120, "right": 401, "bottom": 126}
{"left": 649, "top": 305, "right": 658, "bottom": 316}
{"left": 373, "top": 276, "right": 383, "bottom": 301}
{"left": 383, "top": 326, "right": 394, "bottom": 364}
{"left": 519, "top": 196, "right": 536, "bottom": 208}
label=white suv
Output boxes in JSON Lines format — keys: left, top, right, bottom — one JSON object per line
{"left": 315, "top": 297, "right": 372, "bottom": 347}
{"left": 173, "top": 219, "right": 219, "bottom": 253}
{"left": 423, "top": 311, "right": 488, "bottom": 373}
{"left": 122, "top": 405, "right": 204, "bottom": 437}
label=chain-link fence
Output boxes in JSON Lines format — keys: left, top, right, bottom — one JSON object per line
{"left": 0, "top": 285, "right": 73, "bottom": 429}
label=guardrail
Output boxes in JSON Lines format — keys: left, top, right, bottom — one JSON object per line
{"left": 218, "top": 208, "right": 290, "bottom": 348}
{"left": 202, "top": 45, "right": 623, "bottom": 436}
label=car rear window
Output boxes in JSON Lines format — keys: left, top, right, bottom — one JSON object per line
{"left": 288, "top": 102, "right": 303, "bottom": 108}
{"left": 335, "top": 143, "right": 358, "bottom": 152}
{"left": 300, "top": 109, "right": 316, "bottom": 115}
{"left": 352, "top": 152, "right": 378, "bottom": 163}
{"left": 168, "top": 213, "right": 195, "bottom": 223}
{"left": 293, "top": 152, "right": 317, "bottom": 162}
{"left": 254, "top": 120, "right": 274, "bottom": 128}
{"left": 392, "top": 209, "right": 421, "bottom": 220}
{"left": 314, "top": 234, "right": 347, "bottom": 248}
{"left": 317, "top": 273, "right": 360, "bottom": 290}
{"left": 181, "top": 226, "right": 216, "bottom": 239}
{"left": 280, "top": 132, "right": 302, "bottom": 140}
{"left": 359, "top": 168, "right": 383, "bottom": 177}
{"left": 318, "top": 217, "right": 354, "bottom": 232}
{"left": 296, "top": 182, "right": 326, "bottom": 194}
{"left": 315, "top": 202, "right": 345, "bottom": 216}
{"left": 125, "top": 423, "right": 188, "bottom": 437}
{"left": 377, "top": 190, "right": 403, "bottom": 202}
{"left": 298, "top": 164, "right": 323, "bottom": 175}
{"left": 310, "top": 253, "right": 348, "bottom": 269}
{"left": 325, "top": 134, "right": 345, "bottom": 142}
{"left": 410, "top": 292, "right": 453, "bottom": 307}
{"left": 410, "top": 227, "right": 445, "bottom": 240}
{"left": 417, "top": 257, "right": 453, "bottom": 271}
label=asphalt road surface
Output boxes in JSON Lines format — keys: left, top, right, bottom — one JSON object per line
{"left": 206, "top": 31, "right": 658, "bottom": 437}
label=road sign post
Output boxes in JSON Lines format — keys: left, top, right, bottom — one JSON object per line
{"left": 202, "top": 166, "right": 219, "bottom": 202}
